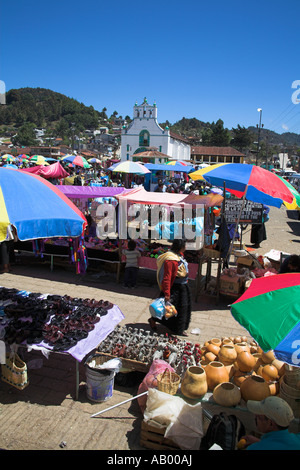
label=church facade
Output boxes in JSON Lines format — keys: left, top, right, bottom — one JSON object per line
{"left": 120, "top": 98, "right": 190, "bottom": 163}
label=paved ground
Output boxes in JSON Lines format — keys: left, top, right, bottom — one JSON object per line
{"left": 0, "top": 205, "right": 299, "bottom": 451}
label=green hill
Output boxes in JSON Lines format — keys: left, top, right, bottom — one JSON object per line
{"left": 0, "top": 87, "right": 100, "bottom": 130}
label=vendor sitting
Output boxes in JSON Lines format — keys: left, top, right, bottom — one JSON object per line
{"left": 279, "top": 254, "right": 300, "bottom": 273}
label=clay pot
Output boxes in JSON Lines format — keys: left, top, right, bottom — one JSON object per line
{"left": 272, "top": 359, "right": 286, "bottom": 377}
{"left": 250, "top": 345, "right": 258, "bottom": 354}
{"left": 234, "top": 336, "right": 242, "bottom": 344}
{"left": 205, "top": 351, "right": 217, "bottom": 363}
{"left": 240, "top": 375, "right": 271, "bottom": 402}
{"left": 181, "top": 366, "right": 208, "bottom": 399}
{"left": 253, "top": 357, "right": 264, "bottom": 373}
{"left": 205, "top": 361, "right": 230, "bottom": 390}
{"left": 225, "top": 364, "right": 235, "bottom": 379}
{"left": 213, "top": 382, "right": 241, "bottom": 407}
{"left": 235, "top": 342, "right": 250, "bottom": 354}
{"left": 261, "top": 364, "right": 279, "bottom": 382}
{"left": 218, "top": 344, "right": 237, "bottom": 365}
{"left": 269, "top": 381, "right": 280, "bottom": 396}
{"left": 233, "top": 370, "right": 254, "bottom": 387}
{"left": 261, "top": 350, "right": 275, "bottom": 364}
{"left": 206, "top": 343, "right": 220, "bottom": 356}
{"left": 221, "top": 338, "right": 234, "bottom": 346}
{"left": 210, "top": 338, "right": 222, "bottom": 347}
{"left": 236, "top": 351, "right": 256, "bottom": 373}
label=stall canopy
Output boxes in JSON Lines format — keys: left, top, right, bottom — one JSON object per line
{"left": 22, "top": 162, "right": 69, "bottom": 179}
{"left": 56, "top": 186, "right": 129, "bottom": 199}
{"left": 115, "top": 186, "right": 223, "bottom": 207}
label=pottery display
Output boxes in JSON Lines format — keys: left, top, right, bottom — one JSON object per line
{"left": 261, "top": 364, "right": 279, "bottom": 382}
{"left": 272, "top": 359, "right": 285, "bottom": 377}
{"left": 181, "top": 366, "right": 208, "bottom": 399}
{"left": 240, "top": 375, "right": 271, "bottom": 402}
{"left": 213, "top": 382, "right": 241, "bottom": 407}
{"left": 205, "top": 351, "right": 217, "bottom": 363}
{"left": 236, "top": 351, "right": 256, "bottom": 372}
{"left": 269, "top": 381, "right": 280, "bottom": 396}
{"left": 205, "top": 361, "right": 230, "bottom": 390}
{"left": 234, "top": 342, "right": 250, "bottom": 354}
{"left": 261, "top": 350, "right": 275, "bottom": 364}
{"left": 206, "top": 343, "right": 220, "bottom": 356}
{"left": 218, "top": 344, "right": 237, "bottom": 365}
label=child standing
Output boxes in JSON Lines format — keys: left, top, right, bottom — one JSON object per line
{"left": 123, "top": 239, "right": 141, "bottom": 288}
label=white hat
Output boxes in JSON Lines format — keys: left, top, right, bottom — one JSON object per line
{"left": 247, "top": 396, "right": 294, "bottom": 427}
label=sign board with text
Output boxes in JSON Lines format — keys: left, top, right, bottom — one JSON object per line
{"left": 225, "top": 200, "right": 263, "bottom": 224}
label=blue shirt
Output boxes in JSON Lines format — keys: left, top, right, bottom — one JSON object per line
{"left": 247, "top": 429, "right": 300, "bottom": 450}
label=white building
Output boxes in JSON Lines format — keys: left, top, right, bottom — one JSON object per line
{"left": 120, "top": 98, "right": 190, "bottom": 163}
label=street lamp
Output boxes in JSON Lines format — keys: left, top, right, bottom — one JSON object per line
{"left": 256, "top": 108, "right": 263, "bottom": 166}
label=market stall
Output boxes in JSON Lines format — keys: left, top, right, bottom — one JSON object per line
{"left": 115, "top": 187, "right": 224, "bottom": 284}
{"left": 0, "top": 286, "right": 124, "bottom": 399}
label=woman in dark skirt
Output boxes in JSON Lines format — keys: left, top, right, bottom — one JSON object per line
{"left": 148, "top": 239, "right": 191, "bottom": 337}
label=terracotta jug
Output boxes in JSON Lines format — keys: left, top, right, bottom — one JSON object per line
{"left": 213, "top": 382, "right": 241, "bottom": 407}
{"left": 240, "top": 374, "right": 271, "bottom": 402}
{"left": 218, "top": 344, "right": 237, "bottom": 365}
{"left": 261, "top": 350, "right": 275, "bottom": 364}
{"left": 181, "top": 366, "right": 208, "bottom": 399}
{"left": 235, "top": 342, "right": 250, "bottom": 354}
{"left": 261, "top": 364, "right": 279, "bottom": 382}
{"left": 205, "top": 361, "right": 229, "bottom": 390}
{"left": 236, "top": 351, "right": 256, "bottom": 373}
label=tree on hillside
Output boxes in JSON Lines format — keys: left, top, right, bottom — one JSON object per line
{"left": 209, "top": 119, "right": 231, "bottom": 146}
{"left": 231, "top": 125, "right": 254, "bottom": 151}
{"left": 11, "top": 122, "right": 38, "bottom": 146}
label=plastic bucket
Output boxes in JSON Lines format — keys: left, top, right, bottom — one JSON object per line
{"left": 85, "top": 354, "right": 115, "bottom": 403}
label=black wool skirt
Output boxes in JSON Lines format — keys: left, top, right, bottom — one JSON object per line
{"left": 157, "top": 282, "right": 191, "bottom": 335}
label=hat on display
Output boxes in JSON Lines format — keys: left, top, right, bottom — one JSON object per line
{"left": 247, "top": 396, "right": 294, "bottom": 427}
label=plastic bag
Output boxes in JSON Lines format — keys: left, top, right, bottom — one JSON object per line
{"left": 137, "top": 359, "right": 175, "bottom": 413}
{"left": 149, "top": 297, "right": 165, "bottom": 319}
{"left": 144, "top": 388, "right": 204, "bottom": 450}
{"left": 149, "top": 298, "right": 177, "bottom": 320}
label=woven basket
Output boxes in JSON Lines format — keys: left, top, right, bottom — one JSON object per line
{"left": 1, "top": 353, "right": 29, "bottom": 390}
{"left": 157, "top": 368, "right": 180, "bottom": 395}
{"left": 203, "top": 247, "right": 221, "bottom": 258}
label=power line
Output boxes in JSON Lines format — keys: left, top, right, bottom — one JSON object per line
{"left": 269, "top": 102, "right": 295, "bottom": 127}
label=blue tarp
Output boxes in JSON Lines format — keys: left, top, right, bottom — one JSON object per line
{"left": 145, "top": 163, "right": 194, "bottom": 173}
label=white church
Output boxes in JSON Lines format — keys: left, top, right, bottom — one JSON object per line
{"left": 120, "top": 98, "right": 191, "bottom": 163}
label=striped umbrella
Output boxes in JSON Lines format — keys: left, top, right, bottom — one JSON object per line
{"left": 231, "top": 273, "right": 300, "bottom": 366}
{"left": 29, "top": 155, "right": 49, "bottom": 166}
{"left": 278, "top": 176, "right": 300, "bottom": 210}
{"left": 62, "top": 155, "right": 91, "bottom": 168}
{"left": 0, "top": 168, "right": 87, "bottom": 242}
{"left": 109, "top": 161, "right": 150, "bottom": 174}
{"left": 166, "top": 160, "right": 188, "bottom": 166}
{"left": 189, "top": 163, "right": 295, "bottom": 208}
{"left": 1, "top": 154, "right": 16, "bottom": 162}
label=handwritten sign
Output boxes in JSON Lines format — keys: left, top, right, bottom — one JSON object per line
{"left": 225, "top": 200, "right": 263, "bottom": 224}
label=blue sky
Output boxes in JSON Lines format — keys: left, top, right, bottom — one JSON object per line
{"left": 1, "top": 0, "right": 300, "bottom": 134}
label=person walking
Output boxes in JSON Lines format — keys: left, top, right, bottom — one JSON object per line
{"left": 122, "top": 239, "right": 141, "bottom": 288}
{"left": 148, "top": 239, "right": 191, "bottom": 336}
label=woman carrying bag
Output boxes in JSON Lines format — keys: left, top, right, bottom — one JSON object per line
{"left": 148, "top": 239, "right": 191, "bottom": 337}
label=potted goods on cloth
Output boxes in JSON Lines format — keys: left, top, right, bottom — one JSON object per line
{"left": 213, "top": 382, "right": 241, "bottom": 407}
{"left": 240, "top": 375, "right": 271, "bottom": 402}
{"left": 181, "top": 365, "right": 208, "bottom": 399}
{"left": 205, "top": 361, "right": 230, "bottom": 391}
